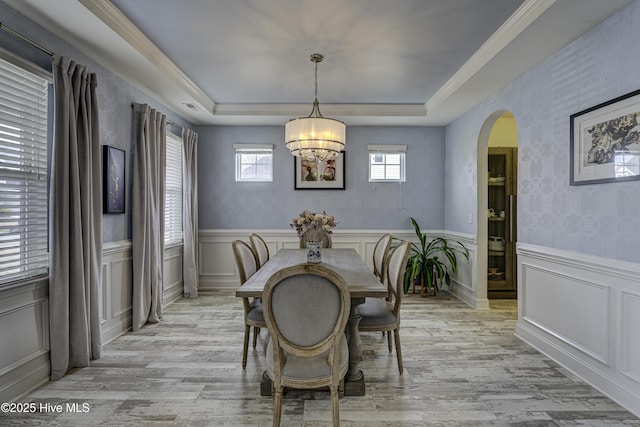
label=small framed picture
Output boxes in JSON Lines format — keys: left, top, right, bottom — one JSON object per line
{"left": 103, "top": 145, "right": 126, "bottom": 214}
{"left": 294, "top": 153, "right": 345, "bottom": 190}
{"left": 570, "top": 89, "right": 640, "bottom": 185}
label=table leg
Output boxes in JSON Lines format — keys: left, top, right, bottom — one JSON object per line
{"left": 344, "top": 298, "right": 366, "bottom": 396}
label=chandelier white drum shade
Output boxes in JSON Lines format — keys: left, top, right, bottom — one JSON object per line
{"left": 285, "top": 115, "right": 345, "bottom": 161}
{"left": 285, "top": 53, "right": 345, "bottom": 162}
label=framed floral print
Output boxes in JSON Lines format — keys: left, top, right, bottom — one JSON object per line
{"left": 103, "top": 145, "right": 125, "bottom": 213}
{"left": 570, "top": 89, "right": 640, "bottom": 185}
{"left": 294, "top": 153, "right": 345, "bottom": 190}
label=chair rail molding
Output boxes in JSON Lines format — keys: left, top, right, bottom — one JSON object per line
{"left": 516, "top": 242, "right": 640, "bottom": 418}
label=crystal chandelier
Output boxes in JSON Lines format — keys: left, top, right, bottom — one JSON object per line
{"left": 285, "top": 53, "right": 345, "bottom": 162}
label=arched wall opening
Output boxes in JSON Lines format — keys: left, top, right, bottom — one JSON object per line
{"left": 476, "top": 110, "right": 518, "bottom": 304}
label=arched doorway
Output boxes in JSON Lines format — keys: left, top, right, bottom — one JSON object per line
{"left": 476, "top": 111, "right": 518, "bottom": 303}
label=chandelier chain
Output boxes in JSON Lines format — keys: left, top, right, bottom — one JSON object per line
{"left": 314, "top": 59, "right": 318, "bottom": 101}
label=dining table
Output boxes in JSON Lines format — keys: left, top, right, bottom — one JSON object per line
{"left": 236, "top": 248, "right": 388, "bottom": 396}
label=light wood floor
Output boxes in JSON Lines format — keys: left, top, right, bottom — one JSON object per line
{"left": 3, "top": 291, "right": 639, "bottom": 426}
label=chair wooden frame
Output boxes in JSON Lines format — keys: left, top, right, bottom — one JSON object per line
{"left": 372, "top": 233, "right": 393, "bottom": 282}
{"left": 249, "top": 233, "right": 270, "bottom": 268}
{"left": 262, "top": 264, "right": 350, "bottom": 427}
{"left": 232, "top": 240, "right": 266, "bottom": 369}
{"left": 358, "top": 240, "right": 411, "bottom": 374}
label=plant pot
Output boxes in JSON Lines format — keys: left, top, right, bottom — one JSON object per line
{"left": 415, "top": 270, "right": 437, "bottom": 297}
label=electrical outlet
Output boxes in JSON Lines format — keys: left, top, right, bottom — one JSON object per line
{"left": 468, "top": 212, "right": 473, "bottom": 224}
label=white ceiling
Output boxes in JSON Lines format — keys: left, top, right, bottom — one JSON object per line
{"left": 3, "top": 0, "right": 632, "bottom": 126}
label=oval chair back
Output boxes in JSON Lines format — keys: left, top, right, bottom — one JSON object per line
{"left": 249, "top": 233, "right": 270, "bottom": 268}
{"left": 232, "top": 240, "right": 264, "bottom": 369}
{"left": 262, "top": 264, "right": 350, "bottom": 426}
{"left": 372, "top": 233, "right": 393, "bottom": 282}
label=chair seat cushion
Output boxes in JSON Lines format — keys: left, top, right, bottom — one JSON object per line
{"left": 266, "top": 334, "right": 348, "bottom": 382}
{"left": 247, "top": 302, "right": 265, "bottom": 323}
{"left": 358, "top": 298, "right": 396, "bottom": 328}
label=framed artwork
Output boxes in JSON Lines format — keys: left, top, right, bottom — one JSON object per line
{"left": 294, "top": 153, "right": 345, "bottom": 190}
{"left": 570, "top": 89, "right": 640, "bottom": 185}
{"left": 103, "top": 145, "right": 126, "bottom": 214}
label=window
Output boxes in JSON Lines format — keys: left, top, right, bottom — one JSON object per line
{"left": 234, "top": 144, "right": 273, "bottom": 181}
{"left": 368, "top": 145, "right": 407, "bottom": 182}
{"left": 164, "top": 132, "right": 183, "bottom": 245}
{"left": 0, "top": 55, "right": 50, "bottom": 284}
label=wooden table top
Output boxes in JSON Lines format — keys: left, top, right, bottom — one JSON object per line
{"left": 236, "top": 248, "right": 387, "bottom": 300}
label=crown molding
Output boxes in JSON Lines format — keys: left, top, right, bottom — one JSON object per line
{"left": 425, "top": 0, "right": 556, "bottom": 112}
{"left": 214, "top": 103, "right": 427, "bottom": 117}
{"left": 79, "top": 0, "right": 215, "bottom": 115}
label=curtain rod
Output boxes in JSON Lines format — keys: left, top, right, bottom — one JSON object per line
{"left": 130, "top": 103, "right": 183, "bottom": 129}
{"left": 0, "top": 22, "right": 53, "bottom": 57}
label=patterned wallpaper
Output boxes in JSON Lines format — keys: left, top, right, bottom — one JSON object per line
{"left": 196, "top": 125, "right": 446, "bottom": 231}
{"left": 446, "top": 0, "right": 640, "bottom": 263}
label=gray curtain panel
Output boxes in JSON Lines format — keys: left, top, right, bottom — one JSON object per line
{"left": 182, "top": 128, "right": 199, "bottom": 298}
{"left": 132, "top": 104, "right": 166, "bottom": 331}
{"left": 49, "top": 56, "right": 103, "bottom": 380}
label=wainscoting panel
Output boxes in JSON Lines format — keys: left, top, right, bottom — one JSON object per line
{"left": 620, "top": 289, "right": 640, "bottom": 384}
{"left": 197, "top": 229, "right": 474, "bottom": 293}
{"left": 101, "top": 241, "right": 133, "bottom": 345}
{"left": 520, "top": 263, "right": 610, "bottom": 363}
{"left": 516, "top": 243, "right": 640, "bottom": 418}
{"left": 163, "top": 245, "right": 184, "bottom": 305}
{"left": 0, "top": 277, "right": 49, "bottom": 403}
{"left": 442, "top": 231, "right": 479, "bottom": 308}
{"left": 101, "top": 241, "right": 184, "bottom": 343}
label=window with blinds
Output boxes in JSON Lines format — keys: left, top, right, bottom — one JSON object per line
{"left": 234, "top": 143, "right": 274, "bottom": 181}
{"left": 0, "top": 56, "right": 50, "bottom": 285}
{"left": 368, "top": 145, "right": 407, "bottom": 182}
{"left": 164, "top": 132, "right": 183, "bottom": 245}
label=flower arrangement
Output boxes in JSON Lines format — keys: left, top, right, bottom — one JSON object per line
{"left": 290, "top": 210, "right": 337, "bottom": 243}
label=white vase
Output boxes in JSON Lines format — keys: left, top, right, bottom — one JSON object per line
{"left": 306, "top": 241, "right": 322, "bottom": 263}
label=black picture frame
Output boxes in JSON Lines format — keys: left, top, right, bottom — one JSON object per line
{"left": 103, "top": 145, "right": 126, "bottom": 214}
{"left": 294, "top": 153, "right": 345, "bottom": 190}
{"left": 570, "top": 89, "right": 640, "bottom": 185}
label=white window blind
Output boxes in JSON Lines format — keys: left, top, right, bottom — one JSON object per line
{"left": 0, "top": 56, "right": 49, "bottom": 284}
{"left": 234, "top": 143, "right": 273, "bottom": 182}
{"left": 164, "top": 132, "right": 183, "bottom": 245}
{"left": 368, "top": 145, "right": 406, "bottom": 182}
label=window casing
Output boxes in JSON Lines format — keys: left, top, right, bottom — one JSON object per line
{"left": 164, "top": 132, "right": 183, "bottom": 245}
{"left": 368, "top": 145, "right": 407, "bottom": 182}
{"left": 0, "top": 55, "right": 50, "bottom": 285}
{"left": 235, "top": 144, "right": 273, "bottom": 182}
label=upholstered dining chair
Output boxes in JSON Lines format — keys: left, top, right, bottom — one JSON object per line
{"left": 262, "top": 264, "right": 350, "bottom": 427}
{"left": 249, "top": 233, "right": 270, "bottom": 268}
{"left": 232, "top": 240, "right": 266, "bottom": 369}
{"left": 358, "top": 240, "right": 411, "bottom": 374}
{"left": 299, "top": 234, "right": 332, "bottom": 248}
{"left": 372, "top": 233, "right": 393, "bottom": 282}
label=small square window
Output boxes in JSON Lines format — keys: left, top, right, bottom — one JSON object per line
{"left": 367, "top": 145, "right": 406, "bottom": 182}
{"left": 235, "top": 144, "right": 274, "bottom": 182}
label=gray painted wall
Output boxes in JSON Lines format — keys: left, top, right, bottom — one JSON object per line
{"left": 0, "top": 0, "right": 193, "bottom": 244}
{"left": 196, "top": 125, "right": 445, "bottom": 231}
{"left": 445, "top": 0, "right": 640, "bottom": 263}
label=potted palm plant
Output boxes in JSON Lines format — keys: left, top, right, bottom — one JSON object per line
{"left": 403, "top": 217, "right": 469, "bottom": 296}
